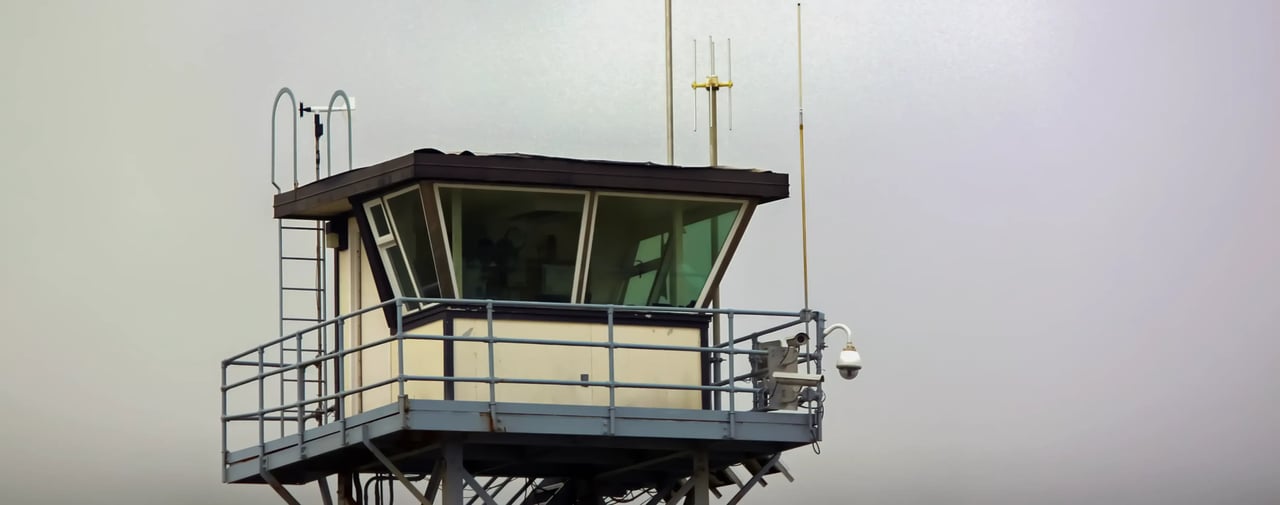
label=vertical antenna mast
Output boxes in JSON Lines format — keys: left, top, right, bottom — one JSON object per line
{"left": 797, "top": 2, "right": 811, "bottom": 310}
{"left": 692, "top": 36, "right": 734, "bottom": 166}
{"left": 665, "top": 0, "right": 674, "bottom": 165}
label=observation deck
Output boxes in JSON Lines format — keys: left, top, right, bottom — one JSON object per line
{"left": 221, "top": 298, "right": 833, "bottom": 497}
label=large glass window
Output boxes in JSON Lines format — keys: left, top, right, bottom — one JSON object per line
{"left": 586, "top": 196, "right": 742, "bottom": 307}
{"left": 364, "top": 187, "right": 440, "bottom": 311}
{"left": 439, "top": 187, "right": 587, "bottom": 302}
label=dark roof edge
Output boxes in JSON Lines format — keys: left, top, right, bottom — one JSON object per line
{"left": 273, "top": 150, "right": 788, "bottom": 219}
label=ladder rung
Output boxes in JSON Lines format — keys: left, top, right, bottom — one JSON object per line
{"left": 282, "top": 287, "right": 324, "bottom": 292}
{"left": 282, "top": 226, "right": 324, "bottom": 231}
{"left": 282, "top": 348, "right": 326, "bottom": 353}
{"left": 282, "top": 317, "right": 323, "bottom": 322}
{"left": 282, "top": 256, "right": 323, "bottom": 262}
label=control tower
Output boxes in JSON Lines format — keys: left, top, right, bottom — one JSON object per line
{"left": 220, "top": 91, "right": 858, "bottom": 505}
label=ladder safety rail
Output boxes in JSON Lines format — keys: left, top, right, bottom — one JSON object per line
{"left": 325, "top": 90, "right": 354, "bottom": 178}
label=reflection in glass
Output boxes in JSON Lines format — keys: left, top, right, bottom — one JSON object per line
{"left": 587, "top": 196, "right": 740, "bottom": 307}
{"left": 440, "top": 188, "right": 586, "bottom": 302}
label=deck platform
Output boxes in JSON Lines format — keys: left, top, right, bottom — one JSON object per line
{"left": 225, "top": 399, "right": 817, "bottom": 487}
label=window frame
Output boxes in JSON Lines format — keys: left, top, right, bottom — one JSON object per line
{"left": 433, "top": 183, "right": 592, "bottom": 303}
{"left": 362, "top": 185, "right": 442, "bottom": 313}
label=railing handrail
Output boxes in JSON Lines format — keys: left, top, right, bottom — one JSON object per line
{"left": 224, "top": 297, "right": 815, "bottom": 365}
{"left": 220, "top": 297, "right": 827, "bottom": 465}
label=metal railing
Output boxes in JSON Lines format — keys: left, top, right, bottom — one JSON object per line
{"left": 221, "top": 297, "right": 828, "bottom": 471}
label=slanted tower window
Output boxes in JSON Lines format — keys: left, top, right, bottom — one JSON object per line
{"left": 363, "top": 187, "right": 440, "bottom": 311}
{"left": 585, "top": 195, "right": 743, "bottom": 307}
{"left": 438, "top": 186, "right": 588, "bottom": 302}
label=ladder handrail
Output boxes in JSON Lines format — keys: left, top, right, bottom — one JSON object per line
{"left": 325, "top": 89, "right": 354, "bottom": 178}
{"left": 270, "top": 87, "right": 298, "bottom": 193}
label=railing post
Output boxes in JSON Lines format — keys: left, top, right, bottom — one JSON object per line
{"left": 396, "top": 301, "right": 405, "bottom": 400}
{"left": 486, "top": 301, "right": 496, "bottom": 410}
{"left": 813, "top": 310, "right": 826, "bottom": 441}
{"left": 257, "top": 347, "right": 266, "bottom": 457}
{"left": 221, "top": 362, "right": 229, "bottom": 482}
{"left": 727, "top": 310, "right": 736, "bottom": 439}
{"left": 607, "top": 306, "right": 616, "bottom": 436}
{"left": 334, "top": 319, "right": 345, "bottom": 421}
{"left": 296, "top": 331, "right": 305, "bottom": 442}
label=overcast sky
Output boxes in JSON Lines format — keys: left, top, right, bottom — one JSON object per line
{"left": 2, "top": 1, "right": 1278, "bottom": 504}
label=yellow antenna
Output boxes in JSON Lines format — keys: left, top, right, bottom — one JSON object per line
{"left": 797, "top": 3, "right": 811, "bottom": 310}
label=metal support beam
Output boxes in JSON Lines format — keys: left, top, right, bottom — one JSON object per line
{"left": 665, "top": 479, "right": 693, "bottom": 505}
{"left": 691, "top": 452, "right": 710, "bottom": 505}
{"left": 423, "top": 460, "right": 444, "bottom": 504}
{"left": 363, "top": 438, "right": 433, "bottom": 505}
{"left": 726, "top": 453, "right": 780, "bottom": 505}
{"left": 443, "top": 442, "right": 465, "bottom": 505}
{"left": 504, "top": 479, "right": 535, "bottom": 505}
{"left": 338, "top": 473, "right": 356, "bottom": 505}
{"left": 260, "top": 468, "right": 303, "bottom": 505}
{"left": 460, "top": 472, "right": 500, "bottom": 505}
{"left": 318, "top": 476, "right": 334, "bottom": 505}
{"left": 644, "top": 479, "right": 680, "bottom": 505}
{"left": 596, "top": 450, "right": 691, "bottom": 480}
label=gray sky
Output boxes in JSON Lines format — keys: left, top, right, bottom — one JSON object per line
{"left": 2, "top": 1, "right": 1278, "bottom": 504}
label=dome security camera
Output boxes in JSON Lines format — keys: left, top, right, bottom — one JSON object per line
{"left": 836, "top": 342, "right": 862, "bottom": 380}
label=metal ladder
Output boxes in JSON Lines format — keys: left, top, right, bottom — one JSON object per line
{"left": 270, "top": 87, "right": 355, "bottom": 437}
{"left": 278, "top": 217, "right": 330, "bottom": 435}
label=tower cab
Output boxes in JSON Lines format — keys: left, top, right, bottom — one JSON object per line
{"left": 273, "top": 148, "right": 789, "bottom": 416}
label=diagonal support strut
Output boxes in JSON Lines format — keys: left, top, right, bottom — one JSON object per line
{"left": 363, "top": 437, "right": 434, "bottom": 505}
{"left": 260, "top": 467, "right": 303, "bottom": 505}
{"left": 726, "top": 453, "right": 780, "bottom": 505}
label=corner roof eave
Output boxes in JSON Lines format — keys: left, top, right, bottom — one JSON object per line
{"left": 273, "top": 149, "right": 790, "bottom": 220}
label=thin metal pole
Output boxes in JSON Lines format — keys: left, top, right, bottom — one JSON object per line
{"left": 665, "top": 0, "right": 674, "bottom": 165}
{"left": 797, "top": 2, "right": 811, "bottom": 310}
{"left": 325, "top": 90, "right": 354, "bottom": 177}
{"left": 487, "top": 301, "right": 497, "bottom": 409}
{"left": 727, "top": 311, "right": 736, "bottom": 438}
{"left": 607, "top": 306, "right": 616, "bottom": 435}
{"left": 297, "top": 332, "right": 305, "bottom": 439}
{"left": 221, "top": 363, "right": 228, "bottom": 482}
{"left": 397, "top": 301, "right": 405, "bottom": 399}
{"left": 257, "top": 348, "right": 266, "bottom": 453}
{"left": 708, "top": 38, "right": 718, "bottom": 167}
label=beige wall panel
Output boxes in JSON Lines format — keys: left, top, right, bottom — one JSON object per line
{"left": 393, "top": 319, "right": 445, "bottom": 400}
{"left": 339, "top": 220, "right": 445, "bottom": 412}
{"left": 589, "top": 325, "right": 702, "bottom": 409}
{"left": 356, "top": 225, "right": 395, "bottom": 413}
{"left": 450, "top": 319, "right": 595, "bottom": 405}
{"left": 451, "top": 319, "right": 704, "bottom": 409}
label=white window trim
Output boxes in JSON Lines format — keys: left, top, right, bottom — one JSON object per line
{"left": 363, "top": 186, "right": 438, "bottom": 313}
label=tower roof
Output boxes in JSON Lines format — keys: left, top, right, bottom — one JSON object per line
{"left": 273, "top": 148, "right": 789, "bottom": 219}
